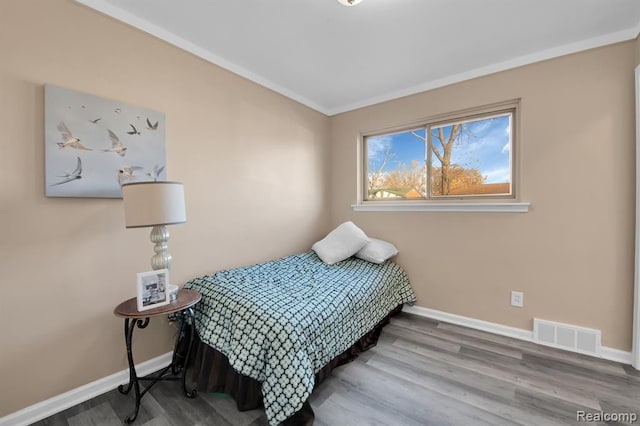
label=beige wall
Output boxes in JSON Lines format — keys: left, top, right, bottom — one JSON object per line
{"left": 330, "top": 42, "right": 636, "bottom": 351}
{"left": 0, "top": 0, "right": 330, "bottom": 416}
{"left": 1, "top": 0, "right": 637, "bottom": 418}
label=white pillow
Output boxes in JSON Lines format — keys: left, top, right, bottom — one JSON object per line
{"left": 312, "top": 221, "right": 369, "bottom": 265}
{"left": 356, "top": 238, "right": 399, "bottom": 264}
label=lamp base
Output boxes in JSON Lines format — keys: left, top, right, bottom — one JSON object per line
{"left": 150, "top": 225, "right": 172, "bottom": 271}
{"left": 150, "top": 226, "right": 177, "bottom": 301}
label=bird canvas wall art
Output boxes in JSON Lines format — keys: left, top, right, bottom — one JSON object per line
{"left": 45, "top": 84, "right": 166, "bottom": 198}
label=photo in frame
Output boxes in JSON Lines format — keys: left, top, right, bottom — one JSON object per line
{"left": 44, "top": 84, "right": 167, "bottom": 198}
{"left": 136, "top": 269, "right": 170, "bottom": 311}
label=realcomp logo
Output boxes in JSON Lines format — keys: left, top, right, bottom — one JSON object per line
{"left": 577, "top": 411, "right": 638, "bottom": 423}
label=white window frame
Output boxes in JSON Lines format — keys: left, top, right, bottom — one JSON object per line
{"left": 354, "top": 100, "right": 530, "bottom": 213}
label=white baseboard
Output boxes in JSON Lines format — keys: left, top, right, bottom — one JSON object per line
{"left": 600, "top": 347, "right": 634, "bottom": 365}
{"left": 0, "top": 352, "right": 173, "bottom": 426}
{"left": 403, "top": 305, "right": 633, "bottom": 365}
{"left": 2, "top": 307, "right": 634, "bottom": 425}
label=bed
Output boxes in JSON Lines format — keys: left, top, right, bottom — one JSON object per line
{"left": 182, "top": 250, "right": 416, "bottom": 425}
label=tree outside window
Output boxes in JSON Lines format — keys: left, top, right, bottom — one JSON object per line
{"left": 364, "top": 108, "right": 514, "bottom": 200}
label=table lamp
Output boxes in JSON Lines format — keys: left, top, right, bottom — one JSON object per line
{"left": 122, "top": 181, "right": 186, "bottom": 271}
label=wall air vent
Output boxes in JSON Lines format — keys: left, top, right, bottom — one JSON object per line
{"left": 533, "top": 318, "right": 601, "bottom": 356}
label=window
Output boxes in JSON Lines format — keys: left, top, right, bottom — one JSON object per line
{"left": 364, "top": 104, "right": 516, "bottom": 201}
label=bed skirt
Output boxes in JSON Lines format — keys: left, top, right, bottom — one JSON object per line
{"left": 188, "top": 304, "right": 403, "bottom": 425}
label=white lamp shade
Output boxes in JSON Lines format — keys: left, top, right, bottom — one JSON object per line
{"left": 122, "top": 182, "right": 186, "bottom": 228}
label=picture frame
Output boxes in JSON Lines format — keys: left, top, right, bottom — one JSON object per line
{"left": 44, "top": 84, "right": 167, "bottom": 198}
{"left": 136, "top": 269, "right": 170, "bottom": 311}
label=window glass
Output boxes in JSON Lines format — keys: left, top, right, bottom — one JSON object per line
{"left": 364, "top": 108, "right": 514, "bottom": 200}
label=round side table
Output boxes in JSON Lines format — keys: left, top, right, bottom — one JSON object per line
{"left": 114, "top": 289, "right": 201, "bottom": 423}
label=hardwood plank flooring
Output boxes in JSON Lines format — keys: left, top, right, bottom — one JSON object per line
{"left": 32, "top": 312, "right": 640, "bottom": 425}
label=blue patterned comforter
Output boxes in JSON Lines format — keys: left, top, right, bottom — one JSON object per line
{"left": 183, "top": 251, "right": 416, "bottom": 425}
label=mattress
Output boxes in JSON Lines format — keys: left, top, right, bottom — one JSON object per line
{"left": 183, "top": 251, "right": 416, "bottom": 425}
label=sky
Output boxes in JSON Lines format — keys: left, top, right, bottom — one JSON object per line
{"left": 367, "top": 113, "right": 512, "bottom": 184}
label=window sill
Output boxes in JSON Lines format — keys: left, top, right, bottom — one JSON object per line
{"left": 351, "top": 202, "right": 530, "bottom": 213}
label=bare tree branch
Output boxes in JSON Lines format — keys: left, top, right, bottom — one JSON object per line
{"left": 368, "top": 143, "right": 393, "bottom": 191}
{"left": 437, "top": 128, "right": 447, "bottom": 151}
{"left": 431, "top": 146, "right": 444, "bottom": 164}
{"left": 410, "top": 130, "right": 425, "bottom": 142}
{"left": 412, "top": 130, "right": 444, "bottom": 164}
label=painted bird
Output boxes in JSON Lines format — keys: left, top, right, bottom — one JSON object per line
{"left": 103, "top": 129, "right": 127, "bottom": 157}
{"left": 117, "top": 166, "right": 144, "bottom": 185}
{"left": 51, "top": 157, "right": 82, "bottom": 186}
{"left": 127, "top": 124, "right": 140, "bottom": 135}
{"left": 56, "top": 122, "right": 92, "bottom": 150}
{"left": 146, "top": 118, "right": 159, "bottom": 130}
{"left": 146, "top": 164, "right": 165, "bottom": 181}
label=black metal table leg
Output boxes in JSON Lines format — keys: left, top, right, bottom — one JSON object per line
{"left": 182, "top": 307, "right": 197, "bottom": 398}
{"left": 113, "top": 290, "right": 201, "bottom": 424}
{"left": 170, "top": 312, "right": 189, "bottom": 375}
{"left": 118, "top": 317, "right": 149, "bottom": 424}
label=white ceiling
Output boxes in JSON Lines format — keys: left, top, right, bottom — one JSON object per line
{"left": 75, "top": 0, "right": 640, "bottom": 116}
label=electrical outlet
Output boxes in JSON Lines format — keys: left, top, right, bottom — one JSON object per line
{"left": 511, "top": 291, "right": 524, "bottom": 307}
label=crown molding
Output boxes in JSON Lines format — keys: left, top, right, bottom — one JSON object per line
{"left": 73, "top": 0, "right": 328, "bottom": 114}
{"left": 75, "top": 1, "right": 640, "bottom": 117}
{"left": 327, "top": 24, "right": 640, "bottom": 115}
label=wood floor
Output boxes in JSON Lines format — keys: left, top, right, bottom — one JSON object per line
{"left": 33, "top": 312, "right": 640, "bottom": 425}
